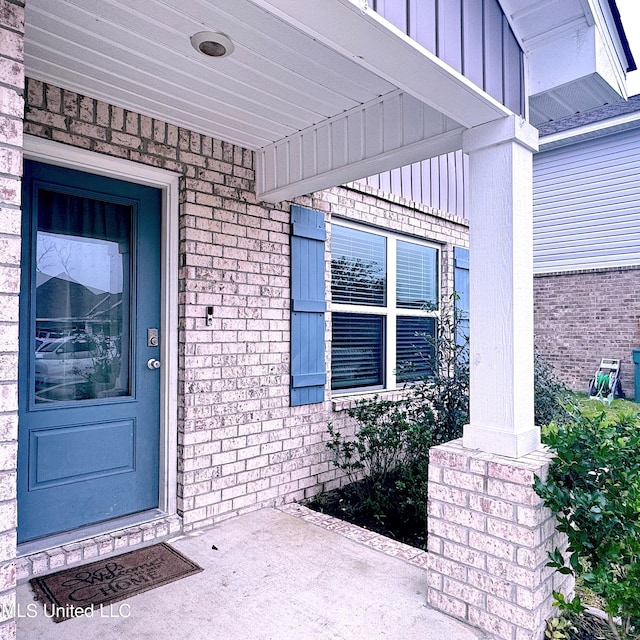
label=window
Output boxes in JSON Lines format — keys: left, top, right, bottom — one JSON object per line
{"left": 330, "top": 222, "right": 439, "bottom": 392}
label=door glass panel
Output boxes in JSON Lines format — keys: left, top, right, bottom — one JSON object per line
{"left": 34, "top": 189, "right": 131, "bottom": 403}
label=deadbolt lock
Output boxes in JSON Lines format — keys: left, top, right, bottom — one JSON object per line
{"left": 147, "top": 328, "right": 159, "bottom": 347}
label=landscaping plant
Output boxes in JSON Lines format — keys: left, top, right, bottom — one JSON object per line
{"left": 534, "top": 348, "right": 574, "bottom": 427}
{"left": 325, "top": 395, "right": 433, "bottom": 542}
{"left": 315, "top": 302, "right": 574, "bottom": 549}
{"left": 534, "top": 411, "right": 640, "bottom": 640}
{"left": 404, "top": 295, "right": 469, "bottom": 444}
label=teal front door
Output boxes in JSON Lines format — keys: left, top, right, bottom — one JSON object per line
{"left": 18, "top": 161, "right": 162, "bottom": 543}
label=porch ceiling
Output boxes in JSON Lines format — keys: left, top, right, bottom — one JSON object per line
{"left": 24, "top": 0, "right": 397, "bottom": 150}
{"left": 24, "top": 0, "right": 510, "bottom": 201}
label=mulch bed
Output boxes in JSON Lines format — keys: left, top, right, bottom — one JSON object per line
{"left": 304, "top": 484, "right": 428, "bottom": 551}
{"left": 553, "top": 612, "right": 633, "bottom": 640}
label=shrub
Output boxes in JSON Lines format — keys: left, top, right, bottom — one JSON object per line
{"left": 534, "top": 411, "right": 640, "bottom": 640}
{"left": 326, "top": 395, "right": 433, "bottom": 536}
{"left": 402, "top": 306, "right": 572, "bottom": 439}
{"left": 534, "top": 349, "right": 573, "bottom": 427}
{"left": 403, "top": 295, "right": 469, "bottom": 444}
{"left": 320, "top": 301, "right": 577, "bottom": 552}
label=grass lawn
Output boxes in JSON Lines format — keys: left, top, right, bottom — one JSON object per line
{"left": 568, "top": 393, "right": 640, "bottom": 420}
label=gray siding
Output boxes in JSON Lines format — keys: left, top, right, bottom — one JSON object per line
{"left": 358, "top": 150, "right": 468, "bottom": 218}
{"left": 364, "top": 0, "right": 521, "bottom": 216}
{"left": 533, "top": 127, "right": 640, "bottom": 273}
{"left": 373, "top": 0, "right": 523, "bottom": 114}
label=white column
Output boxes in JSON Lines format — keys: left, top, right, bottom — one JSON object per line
{"left": 462, "top": 115, "right": 540, "bottom": 458}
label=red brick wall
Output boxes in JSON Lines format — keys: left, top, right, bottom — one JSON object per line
{"left": 534, "top": 267, "right": 640, "bottom": 400}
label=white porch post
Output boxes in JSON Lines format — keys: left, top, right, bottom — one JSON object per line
{"left": 425, "top": 116, "right": 571, "bottom": 640}
{"left": 462, "top": 115, "right": 540, "bottom": 458}
{"left": 427, "top": 116, "right": 572, "bottom": 640}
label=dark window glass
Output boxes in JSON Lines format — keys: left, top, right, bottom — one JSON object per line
{"left": 396, "top": 317, "right": 436, "bottom": 383}
{"left": 331, "top": 314, "right": 384, "bottom": 390}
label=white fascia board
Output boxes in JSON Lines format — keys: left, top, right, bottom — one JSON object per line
{"left": 248, "top": 0, "right": 510, "bottom": 129}
{"left": 590, "top": 0, "right": 631, "bottom": 82}
{"left": 539, "top": 110, "right": 640, "bottom": 151}
{"left": 256, "top": 90, "right": 464, "bottom": 202}
{"left": 592, "top": 0, "right": 628, "bottom": 99}
{"left": 257, "top": 128, "right": 463, "bottom": 202}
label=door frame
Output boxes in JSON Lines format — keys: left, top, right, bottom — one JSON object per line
{"left": 22, "top": 134, "right": 179, "bottom": 535}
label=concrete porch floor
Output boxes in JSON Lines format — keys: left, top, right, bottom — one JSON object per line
{"left": 17, "top": 506, "right": 489, "bottom": 640}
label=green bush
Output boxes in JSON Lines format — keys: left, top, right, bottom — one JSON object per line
{"left": 534, "top": 411, "right": 640, "bottom": 640}
{"left": 534, "top": 349, "right": 573, "bottom": 427}
{"left": 320, "top": 303, "right": 576, "bottom": 552}
{"left": 404, "top": 296, "right": 469, "bottom": 444}
{"left": 326, "top": 395, "right": 433, "bottom": 537}
{"left": 400, "top": 299, "right": 572, "bottom": 439}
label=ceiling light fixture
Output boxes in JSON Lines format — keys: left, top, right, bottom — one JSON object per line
{"left": 191, "top": 31, "right": 235, "bottom": 58}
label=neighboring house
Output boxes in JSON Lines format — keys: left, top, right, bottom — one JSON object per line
{"left": 0, "top": 2, "right": 634, "bottom": 640}
{"left": 533, "top": 96, "right": 640, "bottom": 398}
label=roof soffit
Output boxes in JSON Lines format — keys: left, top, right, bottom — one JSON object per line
{"left": 499, "top": 0, "right": 632, "bottom": 125}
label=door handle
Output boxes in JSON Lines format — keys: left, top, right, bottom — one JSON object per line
{"left": 147, "top": 358, "right": 161, "bottom": 370}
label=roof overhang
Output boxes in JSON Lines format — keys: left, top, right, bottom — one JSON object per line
{"left": 24, "top": 0, "right": 633, "bottom": 202}
{"left": 500, "top": 0, "right": 634, "bottom": 126}
{"left": 539, "top": 107, "right": 640, "bottom": 151}
{"left": 251, "top": 0, "right": 511, "bottom": 201}
{"left": 24, "top": 0, "right": 511, "bottom": 203}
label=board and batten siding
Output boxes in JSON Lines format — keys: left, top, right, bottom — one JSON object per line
{"left": 372, "top": 0, "right": 523, "bottom": 115}
{"left": 533, "top": 127, "right": 640, "bottom": 274}
{"left": 358, "top": 150, "right": 469, "bottom": 219}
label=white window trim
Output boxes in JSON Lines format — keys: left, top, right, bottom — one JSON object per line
{"left": 330, "top": 219, "right": 441, "bottom": 394}
{"left": 23, "top": 134, "right": 180, "bottom": 520}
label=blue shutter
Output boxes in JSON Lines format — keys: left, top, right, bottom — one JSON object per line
{"left": 454, "top": 247, "right": 470, "bottom": 347}
{"left": 290, "top": 205, "right": 327, "bottom": 406}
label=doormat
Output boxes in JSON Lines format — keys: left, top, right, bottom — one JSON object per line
{"left": 30, "top": 542, "right": 203, "bottom": 622}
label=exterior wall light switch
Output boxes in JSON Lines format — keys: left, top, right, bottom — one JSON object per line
{"left": 206, "top": 306, "right": 214, "bottom": 327}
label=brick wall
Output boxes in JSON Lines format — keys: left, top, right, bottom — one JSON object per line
{"left": 22, "top": 79, "right": 469, "bottom": 537}
{"left": 534, "top": 267, "right": 640, "bottom": 399}
{"left": 427, "top": 441, "right": 572, "bottom": 640}
{"left": 0, "top": 0, "right": 24, "bottom": 636}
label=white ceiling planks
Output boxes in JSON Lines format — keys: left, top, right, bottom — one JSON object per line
{"left": 257, "top": 90, "right": 465, "bottom": 202}
{"left": 25, "top": 0, "right": 394, "bottom": 148}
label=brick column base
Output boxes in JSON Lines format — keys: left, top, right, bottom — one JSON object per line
{"left": 426, "top": 440, "right": 573, "bottom": 640}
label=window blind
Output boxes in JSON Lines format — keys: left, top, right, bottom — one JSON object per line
{"left": 331, "top": 225, "right": 386, "bottom": 306}
{"left": 396, "top": 241, "right": 437, "bottom": 309}
{"left": 396, "top": 316, "right": 435, "bottom": 383}
{"left": 331, "top": 313, "right": 383, "bottom": 390}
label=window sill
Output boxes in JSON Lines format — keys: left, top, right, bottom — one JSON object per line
{"left": 331, "top": 389, "right": 409, "bottom": 412}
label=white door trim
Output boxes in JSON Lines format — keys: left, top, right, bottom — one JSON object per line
{"left": 23, "top": 134, "right": 180, "bottom": 519}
